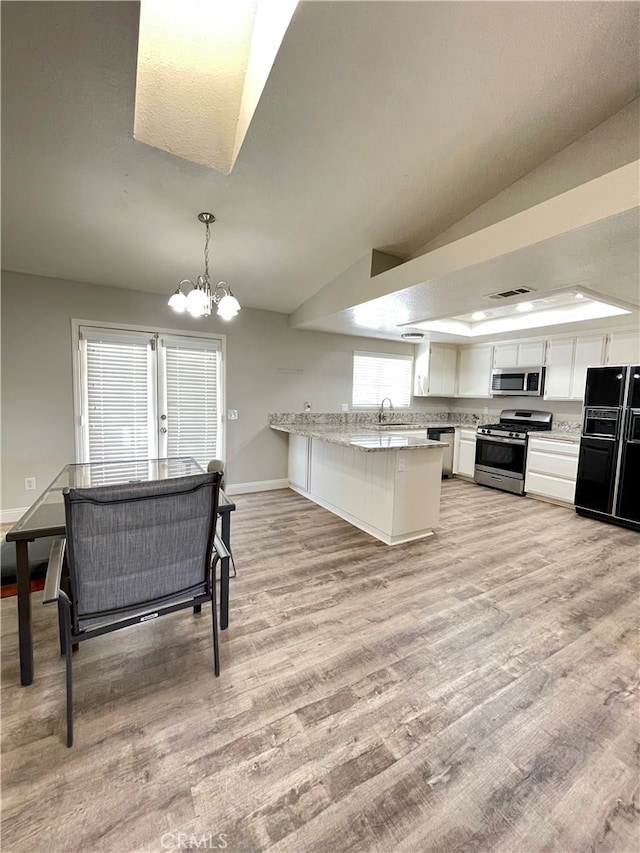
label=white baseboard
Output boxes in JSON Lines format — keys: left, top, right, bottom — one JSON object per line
{"left": 225, "top": 478, "right": 289, "bottom": 496}
{"left": 1, "top": 507, "right": 29, "bottom": 524}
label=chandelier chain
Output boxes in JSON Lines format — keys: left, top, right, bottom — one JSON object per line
{"left": 203, "top": 221, "right": 210, "bottom": 282}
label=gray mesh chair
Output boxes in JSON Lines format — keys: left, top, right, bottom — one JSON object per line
{"left": 43, "top": 471, "right": 224, "bottom": 747}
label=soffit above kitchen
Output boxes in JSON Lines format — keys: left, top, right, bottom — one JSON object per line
{"left": 290, "top": 163, "right": 640, "bottom": 342}
{"left": 1, "top": 1, "right": 639, "bottom": 336}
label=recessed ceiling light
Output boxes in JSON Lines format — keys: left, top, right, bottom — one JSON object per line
{"left": 471, "top": 311, "right": 486, "bottom": 321}
{"left": 401, "top": 332, "right": 424, "bottom": 341}
{"left": 407, "top": 290, "right": 631, "bottom": 337}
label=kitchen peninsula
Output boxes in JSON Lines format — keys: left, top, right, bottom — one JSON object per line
{"left": 270, "top": 418, "right": 445, "bottom": 545}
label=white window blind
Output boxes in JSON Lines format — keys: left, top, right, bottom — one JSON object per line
{"left": 82, "top": 331, "right": 155, "bottom": 464}
{"left": 160, "top": 338, "right": 221, "bottom": 468}
{"left": 352, "top": 351, "right": 412, "bottom": 408}
{"left": 76, "top": 325, "right": 224, "bottom": 469}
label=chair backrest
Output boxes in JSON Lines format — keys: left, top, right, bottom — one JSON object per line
{"left": 207, "top": 459, "right": 226, "bottom": 490}
{"left": 64, "top": 472, "right": 221, "bottom": 622}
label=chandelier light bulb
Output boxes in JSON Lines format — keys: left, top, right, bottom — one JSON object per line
{"left": 185, "top": 286, "right": 207, "bottom": 316}
{"left": 168, "top": 287, "right": 187, "bottom": 313}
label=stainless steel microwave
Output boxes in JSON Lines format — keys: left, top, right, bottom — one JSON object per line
{"left": 491, "top": 367, "right": 545, "bottom": 396}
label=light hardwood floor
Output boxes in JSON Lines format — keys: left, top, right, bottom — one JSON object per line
{"left": 1, "top": 480, "right": 639, "bottom": 853}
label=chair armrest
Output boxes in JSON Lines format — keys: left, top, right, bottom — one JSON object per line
{"left": 43, "top": 539, "right": 66, "bottom": 605}
{"left": 213, "top": 532, "right": 230, "bottom": 562}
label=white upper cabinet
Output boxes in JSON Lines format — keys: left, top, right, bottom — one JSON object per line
{"left": 544, "top": 335, "right": 605, "bottom": 401}
{"left": 544, "top": 338, "right": 574, "bottom": 399}
{"left": 493, "top": 340, "right": 546, "bottom": 368}
{"left": 570, "top": 335, "right": 605, "bottom": 399}
{"left": 605, "top": 330, "right": 640, "bottom": 365}
{"left": 457, "top": 345, "right": 493, "bottom": 397}
{"left": 413, "top": 343, "right": 457, "bottom": 397}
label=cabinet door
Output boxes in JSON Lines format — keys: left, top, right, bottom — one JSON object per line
{"left": 570, "top": 336, "right": 605, "bottom": 400}
{"left": 429, "top": 345, "right": 457, "bottom": 396}
{"left": 454, "top": 429, "right": 477, "bottom": 477}
{"left": 493, "top": 343, "right": 518, "bottom": 368}
{"left": 544, "top": 338, "right": 574, "bottom": 399}
{"left": 518, "top": 340, "right": 546, "bottom": 366}
{"left": 288, "top": 435, "right": 310, "bottom": 491}
{"left": 457, "top": 346, "right": 492, "bottom": 397}
{"left": 441, "top": 346, "right": 457, "bottom": 396}
{"left": 606, "top": 330, "right": 640, "bottom": 366}
{"left": 413, "top": 342, "right": 430, "bottom": 396}
{"left": 457, "top": 437, "right": 477, "bottom": 478}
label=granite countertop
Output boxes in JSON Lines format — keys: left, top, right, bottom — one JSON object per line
{"left": 269, "top": 423, "right": 445, "bottom": 452}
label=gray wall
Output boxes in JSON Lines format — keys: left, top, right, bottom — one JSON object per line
{"left": 1, "top": 269, "right": 424, "bottom": 510}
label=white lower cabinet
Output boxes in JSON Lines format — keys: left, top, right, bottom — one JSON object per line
{"left": 304, "top": 439, "right": 443, "bottom": 545}
{"left": 525, "top": 436, "right": 579, "bottom": 505}
{"left": 288, "top": 434, "right": 310, "bottom": 491}
{"left": 454, "top": 428, "right": 477, "bottom": 478}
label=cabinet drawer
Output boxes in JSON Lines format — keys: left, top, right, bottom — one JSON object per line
{"left": 528, "top": 438, "right": 579, "bottom": 457}
{"left": 525, "top": 471, "right": 576, "bottom": 503}
{"left": 527, "top": 448, "right": 579, "bottom": 480}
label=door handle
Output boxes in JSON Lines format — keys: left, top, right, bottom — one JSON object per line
{"left": 160, "top": 427, "right": 167, "bottom": 434}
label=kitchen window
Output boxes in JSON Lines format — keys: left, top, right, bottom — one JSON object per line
{"left": 72, "top": 322, "right": 225, "bottom": 469}
{"left": 352, "top": 351, "right": 412, "bottom": 408}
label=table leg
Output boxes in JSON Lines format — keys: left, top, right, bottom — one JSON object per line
{"left": 16, "top": 540, "right": 34, "bottom": 686}
{"left": 220, "top": 512, "right": 231, "bottom": 630}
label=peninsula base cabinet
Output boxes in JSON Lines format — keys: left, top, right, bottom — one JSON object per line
{"left": 288, "top": 434, "right": 311, "bottom": 491}
{"left": 525, "top": 436, "right": 579, "bottom": 505}
{"left": 289, "top": 439, "right": 443, "bottom": 545}
{"left": 454, "top": 428, "right": 477, "bottom": 479}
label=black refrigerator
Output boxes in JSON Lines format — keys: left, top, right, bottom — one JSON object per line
{"left": 575, "top": 365, "right": 640, "bottom": 531}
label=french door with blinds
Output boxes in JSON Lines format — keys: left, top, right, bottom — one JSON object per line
{"left": 74, "top": 324, "right": 224, "bottom": 469}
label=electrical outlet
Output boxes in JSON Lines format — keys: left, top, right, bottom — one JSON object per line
{"left": 24, "top": 477, "right": 36, "bottom": 491}
{"left": 341, "top": 403, "right": 349, "bottom": 412}
{"left": 228, "top": 409, "right": 238, "bottom": 420}
{"left": 397, "top": 455, "right": 405, "bottom": 473}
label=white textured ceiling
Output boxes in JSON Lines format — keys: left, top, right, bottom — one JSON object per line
{"left": 2, "top": 1, "right": 639, "bottom": 340}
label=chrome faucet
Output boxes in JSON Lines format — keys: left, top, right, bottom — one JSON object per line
{"left": 378, "top": 397, "right": 393, "bottom": 423}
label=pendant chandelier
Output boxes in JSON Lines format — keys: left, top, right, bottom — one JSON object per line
{"left": 168, "top": 213, "right": 241, "bottom": 320}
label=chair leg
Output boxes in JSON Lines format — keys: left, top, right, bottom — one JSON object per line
{"left": 61, "top": 599, "right": 74, "bottom": 747}
{"left": 211, "top": 586, "right": 220, "bottom": 677}
{"left": 57, "top": 601, "right": 67, "bottom": 657}
{"left": 193, "top": 604, "right": 202, "bottom": 614}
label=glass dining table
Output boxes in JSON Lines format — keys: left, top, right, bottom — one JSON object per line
{"left": 5, "top": 457, "right": 236, "bottom": 686}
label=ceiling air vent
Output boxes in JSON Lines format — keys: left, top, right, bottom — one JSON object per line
{"left": 486, "top": 287, "right": 535, "bottom": 300}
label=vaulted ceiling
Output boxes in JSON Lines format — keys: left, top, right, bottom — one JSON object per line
{"left": 2, "top": 1, "right": 639, "bottom": 341}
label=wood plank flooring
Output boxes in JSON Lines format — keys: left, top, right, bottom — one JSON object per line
{"left": 1, "top": 480, "right": 639, "bottom": 853}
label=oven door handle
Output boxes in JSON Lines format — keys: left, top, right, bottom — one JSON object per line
{"left": 476, "top": 434, "right": 526, "bottom": 446}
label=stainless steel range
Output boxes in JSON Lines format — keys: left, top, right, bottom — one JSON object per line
{"left": 475, "top": 409, "right": 553, "bottom": 495}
